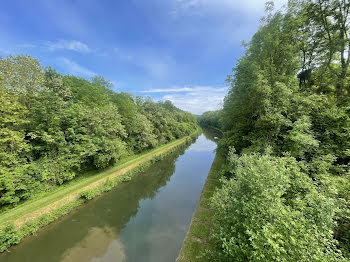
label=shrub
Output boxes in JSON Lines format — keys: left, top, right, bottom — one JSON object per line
{"left": 206, "top": 154, "right": 342, "bottom": 262}
{"left": 79, "top": 188, "right": 102, "bottom": 201}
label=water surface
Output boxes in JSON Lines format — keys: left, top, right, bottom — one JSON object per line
{"left": 0, "top": 134, "right": 216, "bottom": 262}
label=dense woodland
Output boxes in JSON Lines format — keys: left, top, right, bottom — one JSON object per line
{"left": 199, "top": 0, "right": 350, "bottom": 261}
{"left": 0, "top": 55, "right": 198, "bottom": 210}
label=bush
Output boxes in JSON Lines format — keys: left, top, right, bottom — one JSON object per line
{"left": 0, "top": 225, "right": 20, "bottom": 252}
{"left": 120, "top": 175, "right": 131, "bottom": 182}
{"left": 79, "top": 188, "right": 102, "bottom": 201}
{"left": 103, "top": 178, "right": 116, "bottom": 191}
{"left": 206, "top": 154, "right": 342, "bottom": 262}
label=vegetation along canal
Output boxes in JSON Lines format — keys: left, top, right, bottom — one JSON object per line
{"left": 0, "top": 133, "right": 216, "bottom": 262}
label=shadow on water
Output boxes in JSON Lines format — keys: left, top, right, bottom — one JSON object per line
{"left": 201, "top": 127, "right": 221, "bottom": 143}
{"left": 0, "top": 134, "right": 217, "bottom": 262}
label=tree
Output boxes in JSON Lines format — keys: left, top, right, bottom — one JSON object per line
{"left": 0, "top": 86, "right": 31, "bottom": 205}
{"left": 304, "top": 0, "right": 350, "bottom": 96}
{"left": 91, "top": 75, "right": 112, "bottom": 89}
{"left": 0, "top": 55, "right": 44, "bottom": 106}
{"left": 0, "top": 54, "right": 199, "bottom": 209}
{"left": 213, "top": 1, "right": 350, "bottom": 259}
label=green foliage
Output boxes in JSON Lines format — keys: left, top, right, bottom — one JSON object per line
{"left": 202, "top": 0, "right": 350, "bottom": 260}
{"left": 0, "top": 55, "right": 44, "bottom": 99}
{"left": 103, "top": 178, "right": 116, "bottom": 191}
{"left": 197, "top": 110, "right": 222, "bottom": 129}
{"left": 0, "top": 86, "right": 34, "bottom": 206}
{"left": 0, "top": 54, "right": 198, "bottom": 210}
{"left": 207, "top": 154, "right": 341, "bottom": 261}
{"left": 189, "top": 222, "right": 210, "bottom": 239}
{"left": 0, "top": 134, "right": 195, "bottom": 252}
{"left": 79, "top": 188, "right": 102, "bottom": 201}
{"left": 0, "top": 225, "right": 20, "bottom": 252}
{"left": 120, "top": 174, "right": 132, "bottom": 182}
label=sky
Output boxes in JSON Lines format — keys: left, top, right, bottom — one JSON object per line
{"left": 0, "top": 0, "right": 287, "bottom": 114}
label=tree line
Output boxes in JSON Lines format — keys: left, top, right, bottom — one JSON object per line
{"left": 0, "top": 55, "right": 198, "bottom": 210}
{"left": 200, "top": 0, "right": 350, "bottom": 261}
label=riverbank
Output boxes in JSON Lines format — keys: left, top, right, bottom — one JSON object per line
{"left": 176, "top": 152, "right": 224, "bottom": 262}
{"left": 0, "top": 132, "right": 199, "bottom": 252}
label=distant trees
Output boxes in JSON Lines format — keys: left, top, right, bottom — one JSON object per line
{"left": 197, "top": 111, "right": 221, "bottom": 130}
{"left": 0, "top": 54, "right": 198, "bottom": 209}
{"left": 200, "top": 0, "right": 350, "bottom": 260}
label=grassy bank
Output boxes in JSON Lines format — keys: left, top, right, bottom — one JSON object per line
{"left": 0, "top": 132, "right": 199, "bottom": 252}
{"left": 176, "top": 152, "right": 224, "bottom": 262}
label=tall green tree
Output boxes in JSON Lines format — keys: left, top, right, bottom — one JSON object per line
{"left": 0, "top": 87, "right": 31, "bottom": 205}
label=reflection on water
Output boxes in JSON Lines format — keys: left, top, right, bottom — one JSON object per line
{"left": 62, "top": 227, "right": 126, "bottom": 262}
{"left": 201, "top": 127, "right": 222, "bottom": 142}
{"left": 0, "top": 134, "right": 216, "bottom": 262}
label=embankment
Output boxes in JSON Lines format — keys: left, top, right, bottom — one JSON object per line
{"left": 0, "top": 132, "right": 199, "bottom": 252}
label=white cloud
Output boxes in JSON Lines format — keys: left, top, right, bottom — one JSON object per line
{"left": 59, "top": 57, "right": 96, "bottom": 77}
{"left": 46, "top": 40, "right": 91, "bottom": 53}
{"left": 113, "top": 47, "right": 133, "bottom": 61}
{"left": 17, "top": 43, "right": 37, "bottom": 49}
{"left": 165, "top": 0, "right": 290, "bottom": 60}
{"left": 0, "top": 48, "right": 11, "bottom": 55}
{"left": 142, "top": 86, "right": 227, "bottom": 93}
{"left": 113, "top": 47, "right": 172, "bottom": 79}
{"left": 145, "top": 61, "right": 170, "bottom": 79}
{"left": 172, "top": 0, "right": 287, "bottom": 16}
{"left": 142, "top": 87, "right": 195, "bottom": 93}
{"left": 144, "top": 85, "right": 228, "bottom": 114}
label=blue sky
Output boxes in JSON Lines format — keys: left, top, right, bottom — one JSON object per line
{"left": 0, "top": 0, "right": 286, "bottom": 114}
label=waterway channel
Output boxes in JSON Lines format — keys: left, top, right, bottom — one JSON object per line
{"left": 0, "top": 133, "right": 216, "bottom": 262}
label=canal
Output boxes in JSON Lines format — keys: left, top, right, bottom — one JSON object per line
{"left": 0, "top": 133, "right": 216, "bottom": 262}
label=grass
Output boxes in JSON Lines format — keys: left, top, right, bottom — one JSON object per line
{"left": 189, "top": 222, "right": 210, "bottom": 239}
{"left": 176, "top": 152, "right": 225, "bottom": 262}
{"left": 178, "top": 241, "right": 206, "bottom": 262}
{"left": 0, "top": 136, "right": 191, "bottom": 229}
{"left": 199, "top": 199, "right": 211, "bottom": 209}
{"left": 201, "top": 191, "right": 214, "bottom": 199}
{"left": 195, "top": 210, "right": 211, "bottom": 223}
{"left": 203, "top": 183, "right": 216, "bottom": 192}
